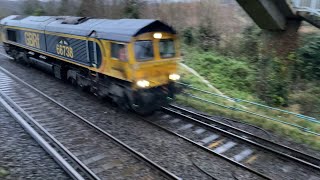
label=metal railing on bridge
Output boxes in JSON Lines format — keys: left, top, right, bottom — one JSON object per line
{"left": 292, "top": 0, "right": 320, "bottom": 16}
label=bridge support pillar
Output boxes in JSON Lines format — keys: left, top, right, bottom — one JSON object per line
{"left": 261, "top": 20, "right": 301, "bottom": 58}
{"left": 256, "top": 20, "right": 301, "bottom": 106}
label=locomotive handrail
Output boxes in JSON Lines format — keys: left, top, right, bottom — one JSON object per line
{"left": 178, "top": 82, "right": 320, "bottom": 136}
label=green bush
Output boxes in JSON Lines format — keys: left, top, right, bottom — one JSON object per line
{"left": 182, "top": 27, "right": 196, "bottom": 45}
{"left": 290, "top": 86, "right": 320, "bottom": 119}
{"left": 297, "top": 34, "right": 320, "bottom": 80}
{"left": 197, "top": 23, "right": 220, "bottom": 51}
{"left": 239, "top": 25, "right": 262, "bottom": 61}
{"left": 183, "top": 47, "right": 256, "bottom": 100}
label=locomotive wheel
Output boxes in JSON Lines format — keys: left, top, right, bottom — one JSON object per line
{"left": 70, "top": 78, "right": 77, "bottom": 87}
{"left": 79, "top": 84, "right": 90, "bottom": 92}
{"left": 5, "top": 49, "right": 11, "bottom": 55}
{"left": 129, "top": 101, "right": 154, "bottom": 115}
{"left": 112, "top": 95, "right": 130, "bottom": 111}
{"left": 121, "top": 95, "right": 131, "bottom": 111}
{"left": 75, "top": 78, "right": 91, "bottom": 92}
{"left": 9, "top": 49, "right": 18, "bottom": 60}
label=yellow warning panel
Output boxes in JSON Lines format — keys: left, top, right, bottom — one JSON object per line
{"left": 245, "top": 155, "right": 258, "bottom": 164}
{"left": 208, "top": 139, "right": 224, "bottom": 149}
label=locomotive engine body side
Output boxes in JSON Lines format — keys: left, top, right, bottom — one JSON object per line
{"left": 0, "top": 15, "right": 180, "bottom": 114}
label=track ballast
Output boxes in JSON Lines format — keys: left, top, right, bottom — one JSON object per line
{"left": 0, "top": 67, "right": 181, "bottom": 180}
{"left": 140, "top": 104, "right": 320, "bottom": 180}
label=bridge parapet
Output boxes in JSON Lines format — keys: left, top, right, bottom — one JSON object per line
{"left": 291, "top": 0, "right": 320, "bottom": 28}
{"left": 236, "top": 0, "right": 320, "bottom": 30}
{"left": 292, "top": 0, "right": 320, "bottom": 16}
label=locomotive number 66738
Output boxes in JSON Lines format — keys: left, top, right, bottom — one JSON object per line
{"left": 56, "top": 43, "right": 74, "bottom": 58}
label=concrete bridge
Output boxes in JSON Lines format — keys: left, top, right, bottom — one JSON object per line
{"left": 235, "top": 0, "right": 320, "bottom": 60}
{"left": 236, "top": 0, "right": 320, "bottom": 30}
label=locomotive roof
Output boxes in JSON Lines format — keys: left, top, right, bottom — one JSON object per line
{"left": 0, "top": 15, "right": 176, "bottom": 42}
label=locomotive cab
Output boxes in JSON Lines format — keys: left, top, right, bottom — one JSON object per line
{"left": 128, "top": 31, "right": 180, "bottom": 113}
{"left": 132, "top": 32, "right": 180, "bottom": 89}
{"left": 102, "top": 20, "right": 180, "bottom": 114}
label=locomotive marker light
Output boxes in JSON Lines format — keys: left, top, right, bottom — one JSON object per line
{"left": 153, "top": 33, "right": 162, "bottom": 39}
{"left": 137, "top": 80, "right": 150, "bottom": 88}
{"left": 169, "top": 74, "right": 180, "bottom": 81}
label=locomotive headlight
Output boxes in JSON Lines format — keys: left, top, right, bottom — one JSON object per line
{"left": 153, "top": 33, "right": 162, "bottom": 39}
{"left": 169, "top": 74, "right": 180, "bottom": 81}
{"left": 136, "top": 80, "right": 150, "bottom": 88}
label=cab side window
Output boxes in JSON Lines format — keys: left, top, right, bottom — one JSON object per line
{"left": 111, "top": 43, "right": 127, "bottom": 62}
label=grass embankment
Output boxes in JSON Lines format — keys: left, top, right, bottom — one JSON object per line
{"left": 177, "top": 48, "right": 320, "bottom": 150}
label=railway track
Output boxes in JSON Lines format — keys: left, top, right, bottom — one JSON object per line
{"left": 166, "top": 104, "right": 320, "bottom": 168}
{"left": 141, "top": 105, "right": 320, "bottom": 180}
{"left": 0, "top": 67, "right": 181, "bottom": 180}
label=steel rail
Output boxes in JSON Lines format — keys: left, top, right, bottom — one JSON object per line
{"left": 0, "top": 67, "right": 181, "bottom": 180}
{"left": 162, "top": 105, "right": 320, "bottom": 171}
{"left": 135, "top": 115, "right": 273, "bottom": 180}
{"left": 167, "top": 104, "right": 320, "bottom": 168}
{"left": 0, "top": 92, "right": 100, "bottom": 180}
{"left": 0, "top": 95, "right": 86, "bottom": 180}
